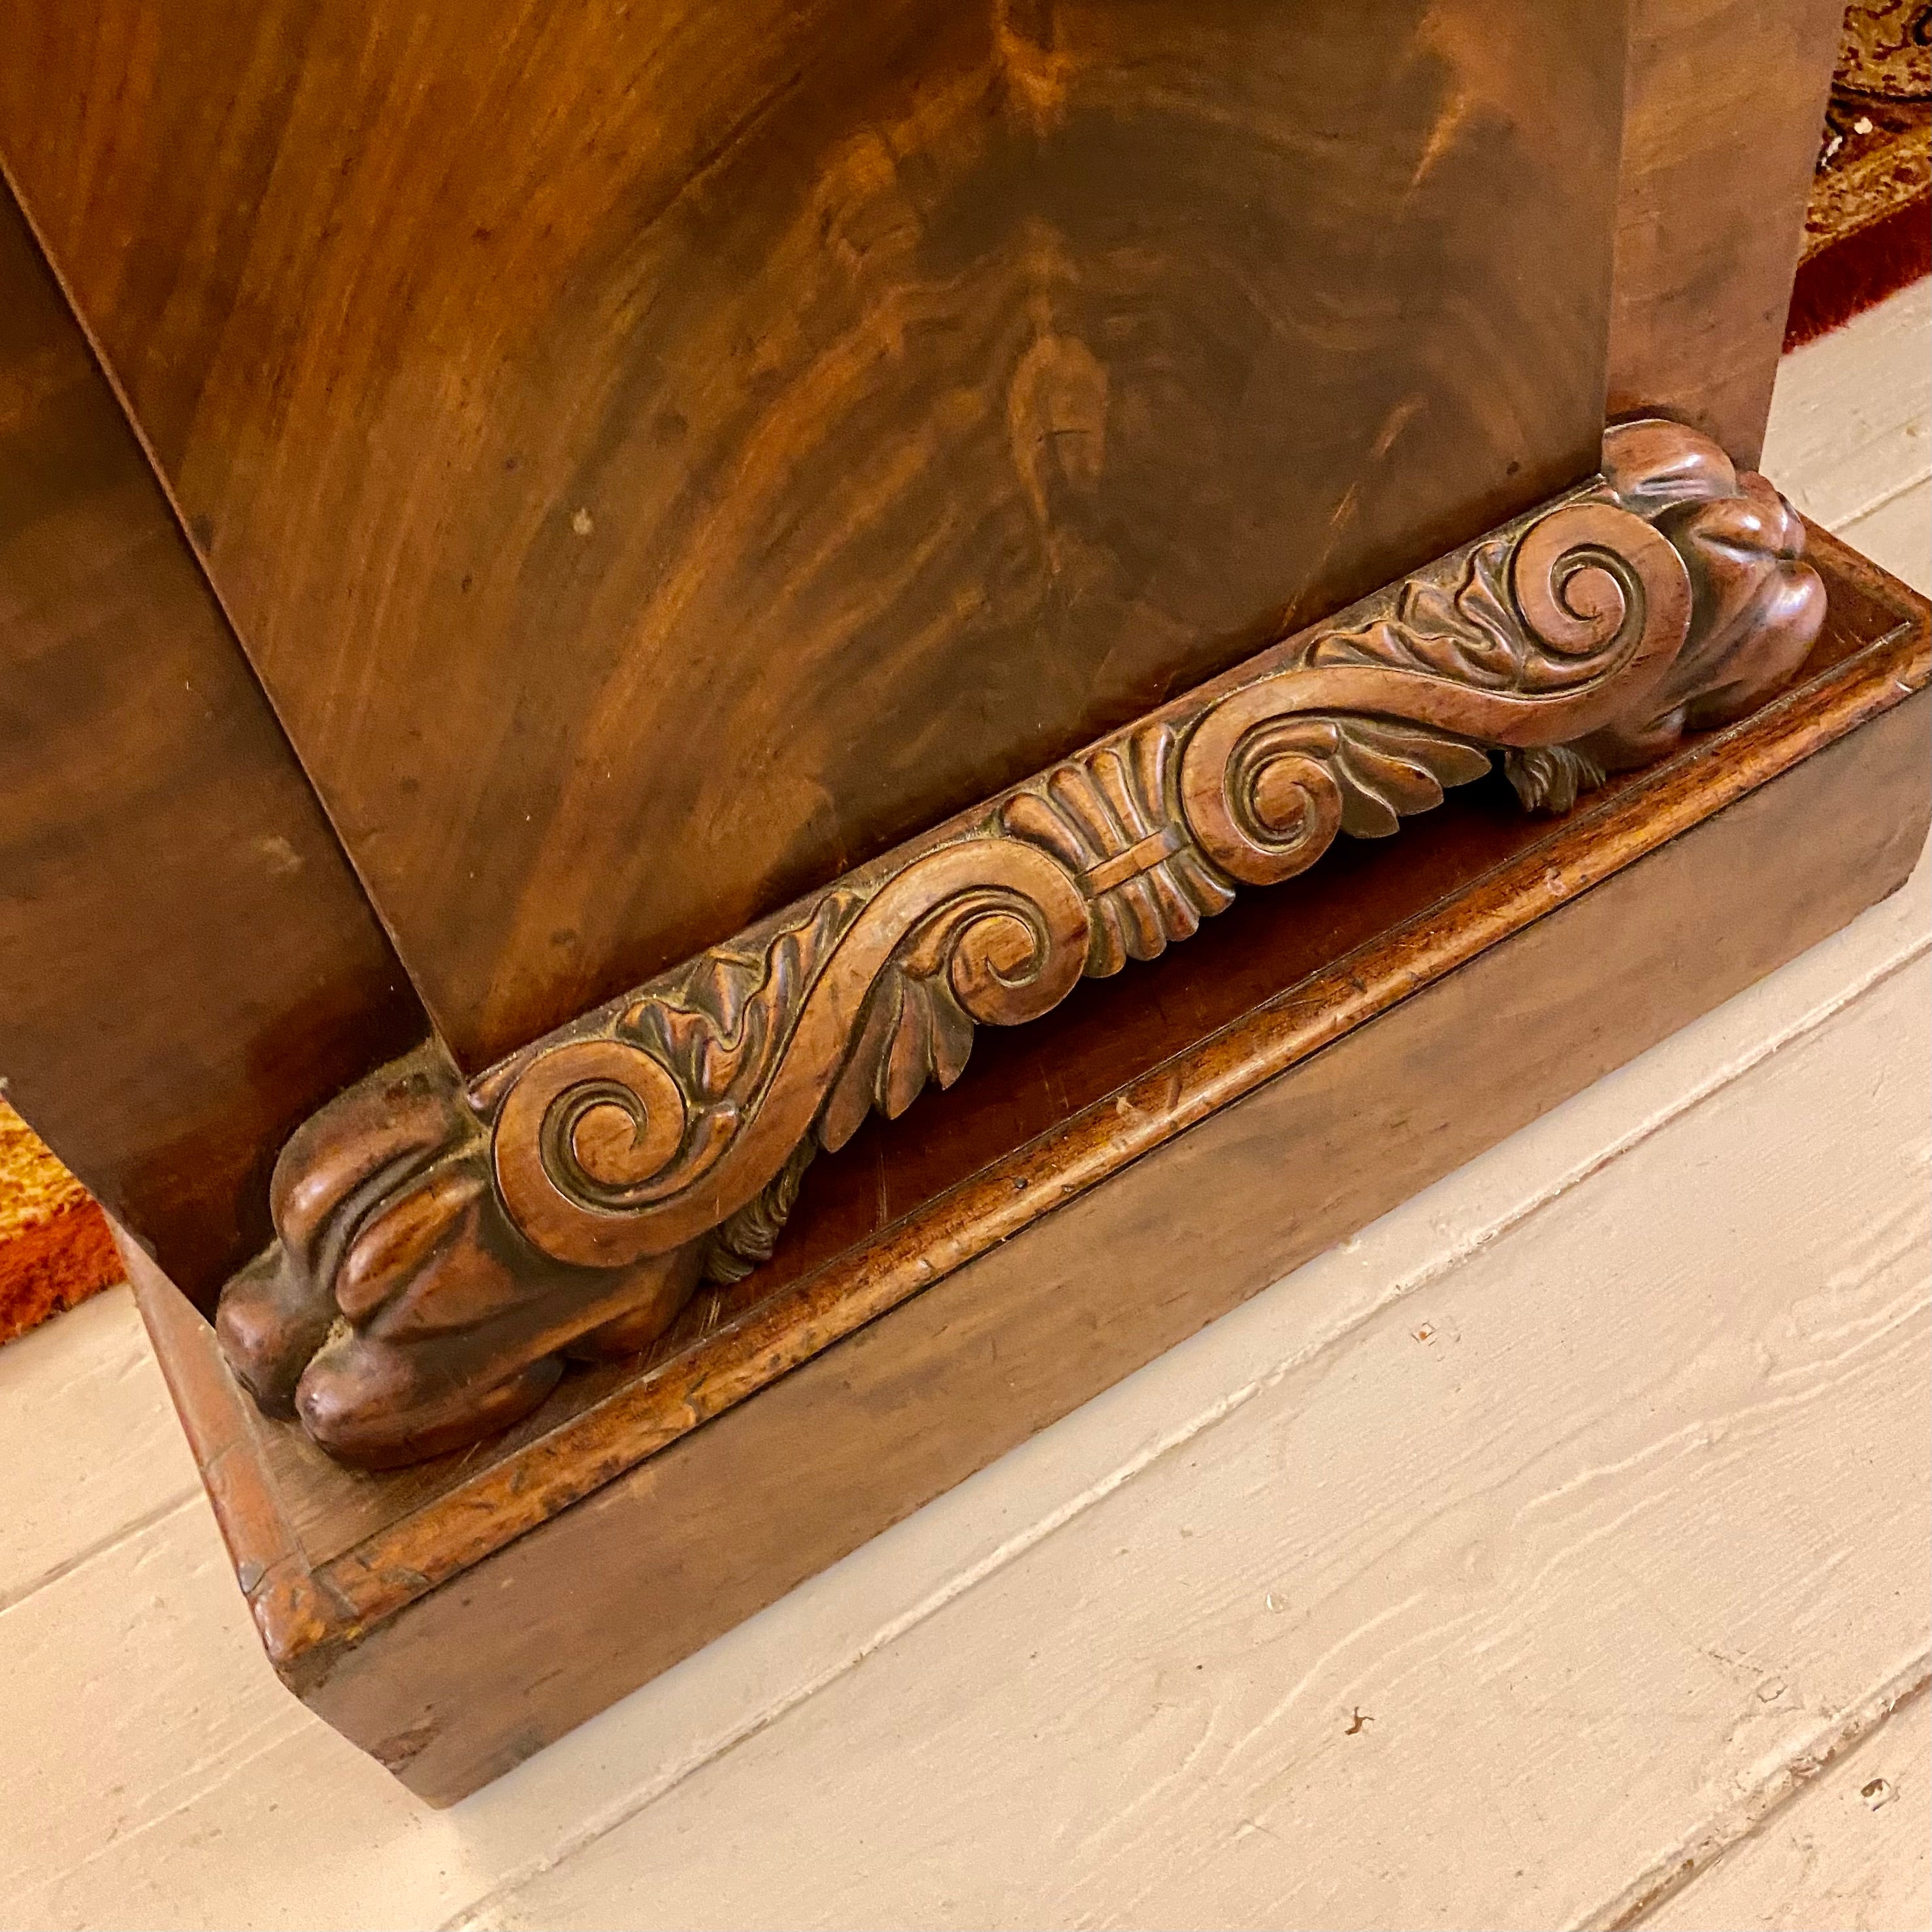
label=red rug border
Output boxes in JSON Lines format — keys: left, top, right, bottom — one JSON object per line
{"left": 1785, "top": 193, "right": 1932, "bottom": 351}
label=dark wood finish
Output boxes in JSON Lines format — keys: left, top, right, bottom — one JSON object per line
{"left": 214, "top": 422, "right": 1827, "bottom": 1468}
{"left": 1607, "top": 0, "right": 1846, "bottom": 466}
{"left": 128, "top": 529, "right": 1931, "bottom": 1801}
{"left": 0, "top": 179, "right": 425, "bottom": 1311}
{"left": 0, "top": 1, "right": 1629, "bottom": 1071}
{"left": 160, "top": 519, "right": 1925, "bottom": 1582}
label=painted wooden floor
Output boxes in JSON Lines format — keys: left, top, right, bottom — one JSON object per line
{"left": 1, "top": 283, "right": 1926, "bottom": 1932}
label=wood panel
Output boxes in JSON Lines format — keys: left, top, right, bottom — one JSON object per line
{"left": 1607, "top": 0, "right": 1845, "bottom": 467}
{"left": 0, "top": 180, "right": 424, "bottom": 1311}
{"left": 2, "top": 269, "right": 1925, "bottom": 1931}
{"left": 0, "top": 0, "right": 1628, "bottom": 1070}
{"left": 124, "top": 525, "right": 1932, "bottom": 1797}
{"left": 139, "top": 519, "right": 1919, "bottom": 1561}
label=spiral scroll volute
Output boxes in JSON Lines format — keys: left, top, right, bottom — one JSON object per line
{"left": 897, "top": 873, "right": 1090, "bottom": 1027}
{"left": 1505, "top": 497, "right": 1692, "bottom": 703}
{"left": 492, "top": 837, "right": 1092, "bottom": 1269}
{"left": 1179, "top": 485, "right": 1696, "bottom": 886}
{"left": 491, "top": 1036, "right": 695, "bottom": 1264}
{"left": 1214, "top": 717, "right": 1348, "bottom": 884}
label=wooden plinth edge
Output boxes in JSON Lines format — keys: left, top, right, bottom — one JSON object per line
{"left": 129, "top": 522, "right": 1930, "bottom": 1801}
{"left": 213, "top": 423, "right": 1838, "bottom": 1472}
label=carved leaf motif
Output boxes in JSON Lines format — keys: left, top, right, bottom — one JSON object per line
{"left": 1002, "top": 721, "right": 1234, "bottom": 976}
{"left": 630, "top": 891, "right": 861, "bottom": 1110}
{"left": 705, "top": 1139, "right": 817, "bottom": 1284}
{"left": 818, "top": 958, "right": 977, "bottom": 1153}
{"left": 1328, "top": 717, "right": 1493, "bottom": 837}
{"left": 1313, "top": 534, "right": 1526, "bottom": 687}
{"left": 1503, "top": 743, "right": 1607, "bottom": 815}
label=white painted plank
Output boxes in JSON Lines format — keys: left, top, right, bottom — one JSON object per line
{"left": 0, "top": 1284, "right": 199, "bottom": 1613}
{"left": 1761, "top": 281, "right": 1931, "bottom": 532}
{"left": 0, "top": 1503, "right": 310, "bottom": 1914}
{"left": 1643, "top": 1688, "right": 1931, "bottom": 1932}
{"left": 0, "top": 866, "right": 1923, "bottom": 1932}
{"left": 0, "top": 876, "right": 1919, "bottom": 1932}
{"left": 476, "top": 956, "right": 1932, "bottom": 1932}
{"left": 1838, "top": 478, "right": 1932, "bottom": 597}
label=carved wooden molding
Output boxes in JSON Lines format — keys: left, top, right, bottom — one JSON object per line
{"left": 216, "top": 421, "right": 1826, "bottom": 1466}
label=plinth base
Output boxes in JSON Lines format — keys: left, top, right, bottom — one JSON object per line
{"left": 126, "top": 523, "right": 1929, "bottom": 1804}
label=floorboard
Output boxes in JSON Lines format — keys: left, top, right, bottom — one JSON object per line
{"left": 1641, "top": 1686, "right": 1931, "bottom": 1931}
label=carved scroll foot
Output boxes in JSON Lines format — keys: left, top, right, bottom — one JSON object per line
{"left": 218, "top": 420, "right": 1826, "bottom": 1466}
{"left": 220, "top": 1232, "right": 703, "bottom": 1467}
{"left": 1503, "top": 423, "right": 1824, "bottom": 813}
{"left": 212, "top": 1049, "right": 715, "bottom": 1465}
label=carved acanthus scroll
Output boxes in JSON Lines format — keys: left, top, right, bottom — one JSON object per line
{"left": 216, "top": 421, "right": 1826, "bottom": 1465}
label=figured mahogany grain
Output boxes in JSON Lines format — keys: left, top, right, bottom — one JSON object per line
{"left": 131, "top": 562, "right": 1931, "bottom": 1797}
{"left": 141, "top": 525, "right": 1929, "bottom": 1574}
{"left": 1608, "top": 0, "right": 1845, "bottom": 466}
{"left": 0, "top": 182, "right": 425, "bottom": 1310}
{"left": 0, "top": 0, "right": 1628, "bottom": 1069}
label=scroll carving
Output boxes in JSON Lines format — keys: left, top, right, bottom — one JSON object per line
{"left": 216, "top": 421, "right": 1826, "bottom": 1465}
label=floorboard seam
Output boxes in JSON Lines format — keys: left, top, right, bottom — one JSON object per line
{"left": 0, "top": 1488, "right": 201, "bottom": 1620}
{"left": 1833, "top": 469, "right": 1932, "bottom": 532}
{"left": 434, "top": 934, "right": 1931, "bottom": 1929}
{"left": 1590, "top": 1656, "right": 1932, "bottom": 1931}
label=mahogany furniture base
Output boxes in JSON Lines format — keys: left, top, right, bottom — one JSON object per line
{"left": 209, "top": 421, "right": 1837, "bottom": 1471}
{"left": 124, "top": 525, "right": 1929, "bottom": 1805}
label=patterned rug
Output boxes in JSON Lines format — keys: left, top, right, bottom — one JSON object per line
{"left": 1786, "top": 0, "right": 1931, "bottom": 347}
{"left": 2, "top": 4, "right": 1927, "bottom": 1347}
{"left": 0, "top": 1100, "right": 119, "bottom": 1344}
